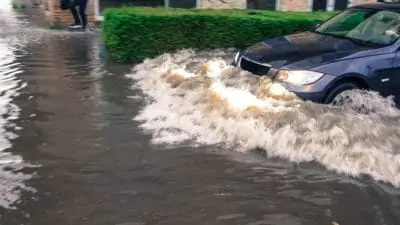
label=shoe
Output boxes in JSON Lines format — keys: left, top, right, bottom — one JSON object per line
{"left": 68, "top": 24, "right": 82, "bottom": 29}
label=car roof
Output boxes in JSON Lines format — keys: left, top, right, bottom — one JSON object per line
{"left": 353, "top": 2, "right": 400, "bottom": 12}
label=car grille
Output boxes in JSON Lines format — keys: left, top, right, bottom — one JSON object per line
{"left": 239, "top": 57, "right": 270, "bottom": 76}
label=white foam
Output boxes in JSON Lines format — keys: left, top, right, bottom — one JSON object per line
{"left": 128, "top": 49, "right": 400, "bottom": 187}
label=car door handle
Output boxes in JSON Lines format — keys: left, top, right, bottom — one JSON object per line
{"left": 381, "top": 78, "right": 390, "bottom": 82}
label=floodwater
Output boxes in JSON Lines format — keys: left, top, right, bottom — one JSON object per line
{"left": 1, "top": 1, "right": 400, "bottom": 225}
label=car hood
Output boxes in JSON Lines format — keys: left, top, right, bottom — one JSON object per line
{"left": 242, "top": 31, "right": 378, "bottom": 70}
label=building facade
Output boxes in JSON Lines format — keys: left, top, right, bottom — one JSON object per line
{"left": 38, "top": 0, "right": 378, "bottom": 26}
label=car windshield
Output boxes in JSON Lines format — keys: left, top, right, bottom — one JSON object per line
{"left": 315, "top": 8, "right": 400, "bottom": 46}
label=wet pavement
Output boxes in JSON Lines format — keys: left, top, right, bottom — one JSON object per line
{"left": 1, "top": 1, "right": 400, "bottom": 225}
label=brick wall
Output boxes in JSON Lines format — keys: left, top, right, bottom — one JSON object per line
{"left": 198, "top": 0, "right": 246, "bottom": 9}
{"left": 279, "top": 0, "right": 309, "bottom": 11}
{"left": 40, "top": 0, "right": 96, "bottom": 26}
{"left": 198, "top": 0, "right": 377, "bottom": 11}
{"left": 353, "top": 0, "right": 377, "bottom": 5}
{"left": 278, "top": 0, "right": 377, "bottom": 11}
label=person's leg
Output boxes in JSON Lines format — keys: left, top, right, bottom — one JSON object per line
{"left": 78, "top": 0, "right": 88, "bottom": 29}
{"left": 69, "top": 0, "right": 82, "bottom": 28}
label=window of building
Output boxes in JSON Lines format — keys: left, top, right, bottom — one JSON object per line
{"left": 334, "top": 0, "right": 348, "bottom": 10}
{"left": 246, "top": 0, "right": 276, "bottom": 10}
{"left": 169, "top": 0, "right": 196, "bottom": 8}
{"left": 99, "top": 0, "right": 164, "bottom": 15}
{"left": 312, "top": 0, "right": 327, "bottom": 11}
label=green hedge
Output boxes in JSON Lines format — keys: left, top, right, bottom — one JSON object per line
{"left": 102, "top": 7, "right": 336, "bottom": 63}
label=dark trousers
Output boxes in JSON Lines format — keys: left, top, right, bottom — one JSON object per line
{"left": 70, "top": 0, "right": 88, "bottom": 28}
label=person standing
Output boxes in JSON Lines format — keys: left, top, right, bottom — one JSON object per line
{"left": 68, "top": 0, "right": 88, "bottom": 30}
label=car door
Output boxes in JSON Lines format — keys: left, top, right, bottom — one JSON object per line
{"left": 377, "top": 50, "right": 400, "bottom": 103}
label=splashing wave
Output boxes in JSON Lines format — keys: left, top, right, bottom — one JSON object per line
{"left": 127, "top": 49, "right": 400, "bottom": 187}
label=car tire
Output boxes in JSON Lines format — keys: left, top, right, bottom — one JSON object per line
{"left": 323, "top": 82, "right": 360, "bottom": 105}
{"left": 323, "top": 82, "right": 372, "bottom": 114}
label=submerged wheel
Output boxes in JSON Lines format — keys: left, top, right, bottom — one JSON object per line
{"left": 323, "top": 82, "right": 360, "bottom": 105}
{"left": 324, "top": 82, "right": 371, "bottom": 113}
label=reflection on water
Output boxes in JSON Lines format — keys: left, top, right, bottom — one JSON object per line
{"left": 0, "top": 36, "right": 35, "bottom": 209}
{"left": 0, "top": 0, "right": 42, "bottom": 211}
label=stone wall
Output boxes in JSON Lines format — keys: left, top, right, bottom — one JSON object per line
{"left": 197, "top": 0, "right": 378, "bottom": 11}
{"left": 278, "top": 0, "right": 377, "bottom": 11}
{"left": 198, "top": 0, "right": 246, "bottom": 9}
{"left": 353, "top": 0, "right": 377, "bottom": 5}
{"left": 39, "top": 0, "right": 96, "bottom": 26}
{"left": 278, "top": 0, "right": 309, "bottom": 11}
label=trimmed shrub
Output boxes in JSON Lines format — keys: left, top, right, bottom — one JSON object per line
{"left": 102, "top": 7, "right": 336, "bottom": 63}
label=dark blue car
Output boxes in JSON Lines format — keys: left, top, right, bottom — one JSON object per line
{"left": 233, "top": 2, "right": 400, "bottom": 106}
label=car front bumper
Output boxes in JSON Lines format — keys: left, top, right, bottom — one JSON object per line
{"left": 234, "top": 54, "right": 339, "bottom": 103}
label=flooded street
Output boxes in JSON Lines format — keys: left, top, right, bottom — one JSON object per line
{"left": 1, "top": 1, "right": 400, "bottom": 225}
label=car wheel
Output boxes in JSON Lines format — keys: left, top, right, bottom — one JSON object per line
{"left": 323, "top": 82, "right": 359, "bottom": 105}
{"left": 323, "top": 82, "right": 370, "bottom": 113}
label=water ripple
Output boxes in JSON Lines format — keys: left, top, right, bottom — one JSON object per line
{"left": 0, "top": 4, "right": 37, "bottom": 209}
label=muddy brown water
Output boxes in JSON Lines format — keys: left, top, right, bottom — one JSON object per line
{"left": 0, "top": 1, "right": 400, "bottom": 225}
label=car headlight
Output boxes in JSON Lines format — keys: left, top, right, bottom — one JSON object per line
{"left": 275, "top": 70, "right": 324, "bottom": 85}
